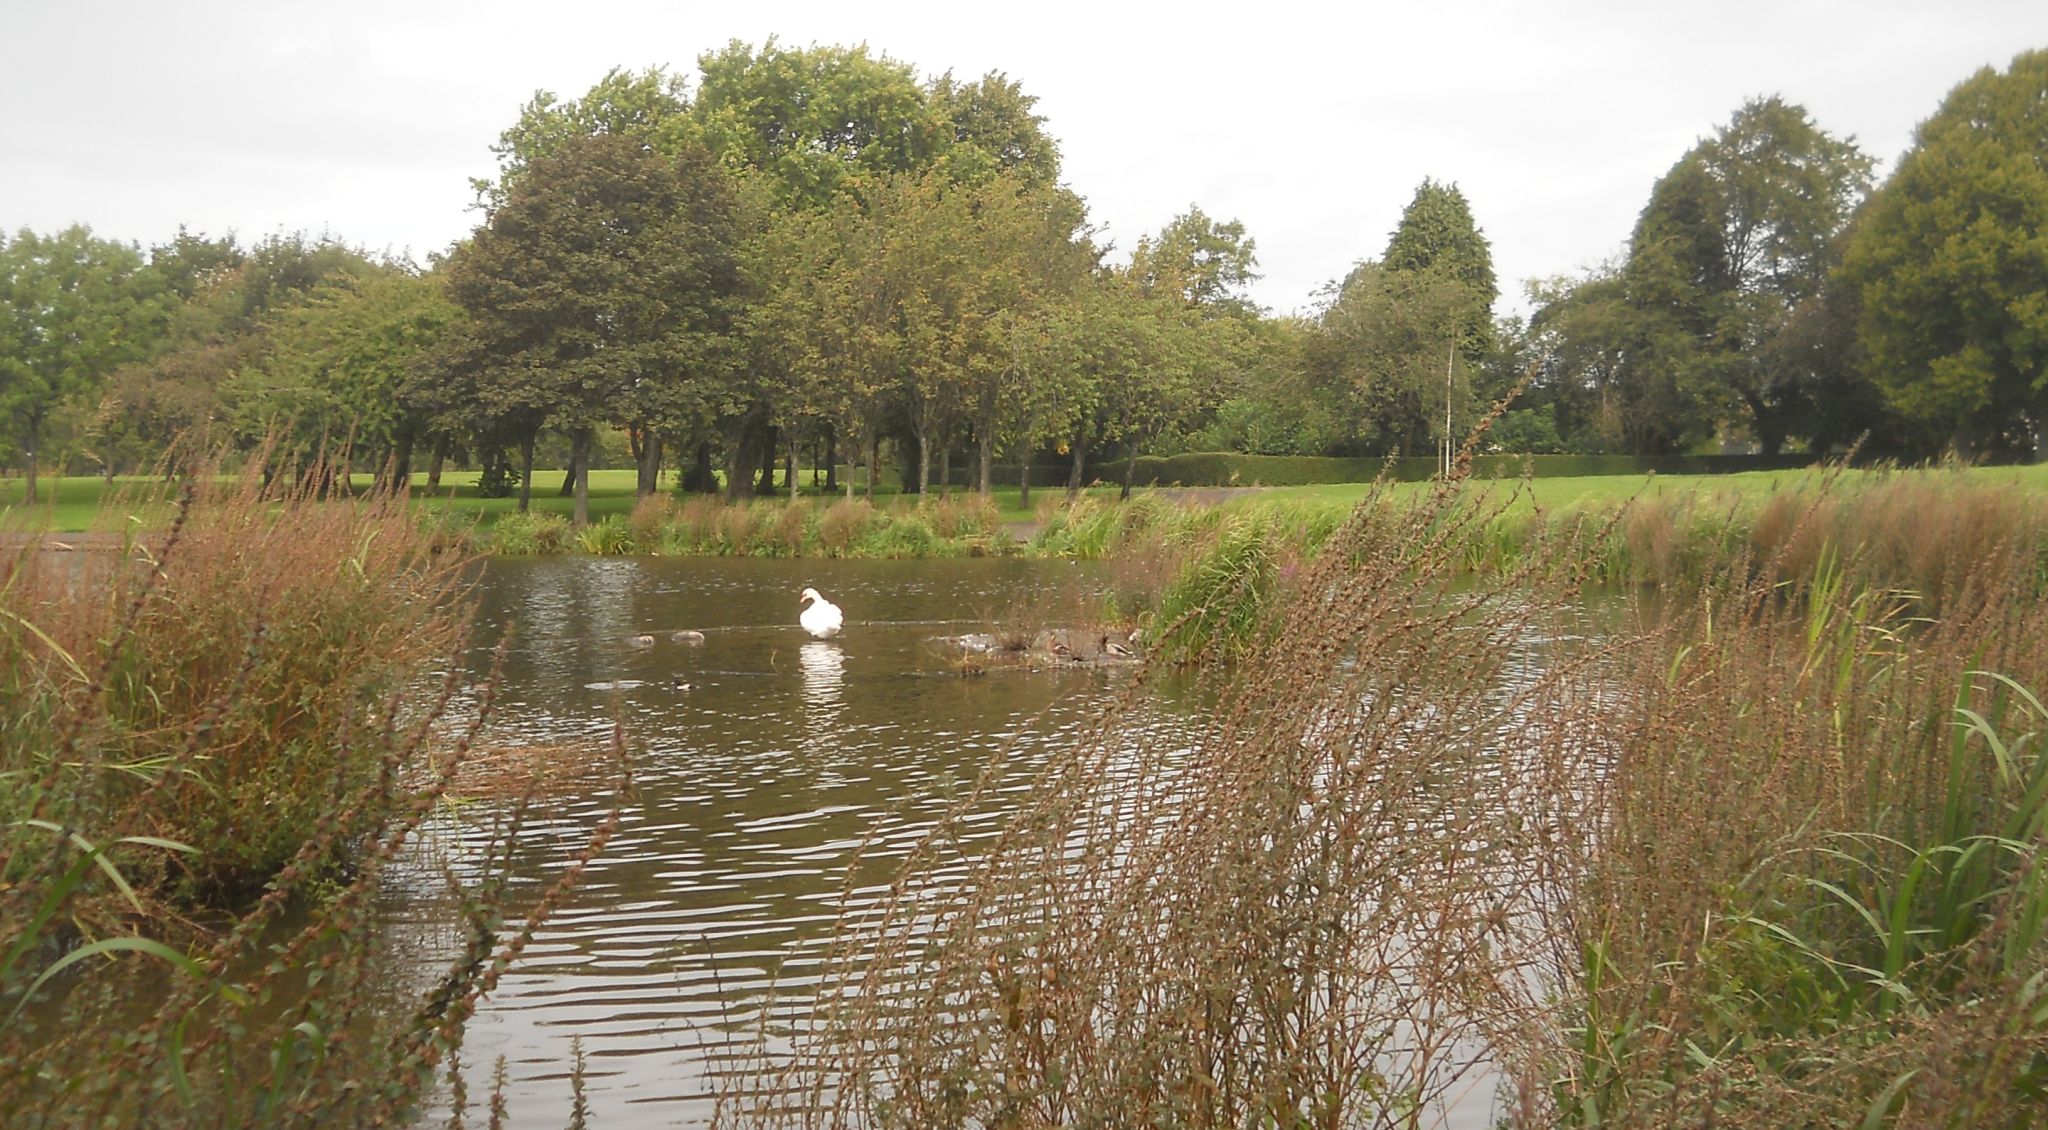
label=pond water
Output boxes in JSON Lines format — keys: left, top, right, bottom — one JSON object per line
{"left": 386, "top": 556, "right": 1511, "bottom": 1128}
{"left": 390, "top": 556, "right": 1177, "bottom": 1126}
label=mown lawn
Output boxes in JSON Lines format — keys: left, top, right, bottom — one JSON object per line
{"left": 1220, "top": 461, "right": 2048, "bottom": 514}
{"left": 7, "top": 462, "right": 2045, "bottom": 535}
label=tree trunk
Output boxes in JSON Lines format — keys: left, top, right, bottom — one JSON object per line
{"left": 865, "top": 432, "right": 879, "bottom": 502}
{"left": 23, "top": 430, "right": 39, "bottom": 506}
{"left": 1121, "top": 447, "right": 1138, "bottom": 502}
{"left": 1019, "top": 458, "right": 1032, "bottom": 511}
{"left": 1066, "top": 437, "right": 1086, "bottom": 499}
{"left": 389, "top": 431, "right": 415, "bottom": 495}
{"left": 518, "top": 432, "right": 535, "bottom": 513}
{"left": 426, "top": 436, "right": 447, "bottom": 493}
{"left": 824, "top": 426, "right": 838, "bottom": 492}
{"left": 938, "top": 440, "right": 951, "bottom": 499}
{"left": 726, "top": 409, "right": 767, "bottom": 501}
{"left": 758, "top": 424, "right": 779, "bottom": 497}
{"left": 682, "top": 441, "right": 716, "bottom": 493}
{"left": 1743, "top": 390, "right": 1785, "bottom": 456}
{"left": 636, "top": 431, "right": 663, "bottom": 497}
{"left": 785, "top": 430, "right": 800, "bottom": 504}
{"left": 977, "top": 427, "right": 994, "bottom": 497}
{"left": 916, "top": 430, "right": 931, "bottom": 500}
{"left": 570, "top": 428, "right": 592, "bottom": 527}
{"left": 558, "top": 465, "right": 575, "bottom": 497}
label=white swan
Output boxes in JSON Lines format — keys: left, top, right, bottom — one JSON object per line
{"left": 799, "top": 587, "right": 844, "bottom": 639}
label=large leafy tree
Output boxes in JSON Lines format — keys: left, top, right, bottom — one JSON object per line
{"left": 472, "top": 66, "right": 697, "bottom": 211}
{"left": 224, "top": 269, "right": 460, "bottom": 489}
{"left": 0, "top": 226, "right": 160, "bottom": 502}
{"left": 1628, "top": 97, "right": 1873, "bottom": 452}
{"left": 1130, "top": 206, "right": 1260, "bottom": 316}
{"left": 90, "top": 233, "right": 391, "bottom": 477}
{"left": 928, "top": 70, "right": 1061, "bottom": 187}
{"left": 1840, "top": 49, "right": 2048, "bottom": 459}
{"left": 1315, "top": 181, "right": 1497, "bottom": 456}
{"left": 1384, "top": 178, "right": 1498, "bottom": 353}
{"left": 694, "top": 39, "right": 942, "bottom": 210}
{"left": 446, "top": 133, "right": 743, "bottom": 521}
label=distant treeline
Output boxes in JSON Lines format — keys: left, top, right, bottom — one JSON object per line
{"left": 5, "top": 44, "right": 2045, "bottom": 519}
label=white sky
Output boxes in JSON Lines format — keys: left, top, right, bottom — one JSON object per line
{"left": 5, "top": 1, "right": 2044, "bottom": 316}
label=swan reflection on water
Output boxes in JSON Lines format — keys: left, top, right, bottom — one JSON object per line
{"left": 799, "top": 640, "right": 846, "bottom": 719}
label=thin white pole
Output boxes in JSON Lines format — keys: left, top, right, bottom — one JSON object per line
{"left": 1443, "top": 342, "right": 1456, "bottom": 477}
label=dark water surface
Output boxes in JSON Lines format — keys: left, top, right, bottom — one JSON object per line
{"left": 391, "top": 556, "right": 1156, "bottom": 1126}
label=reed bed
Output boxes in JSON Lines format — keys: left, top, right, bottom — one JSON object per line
{"left": 715, "top": 459, "right": 2048, "bottom": 1126}
{"left": 0, "top": 462, "right": 623, "bottom": 1126}
{"left": 717, "top": 474, "right": 1612, "bottom": 1127}
{"left": 485, "top": 494, "right": 1005, "bottom": 559}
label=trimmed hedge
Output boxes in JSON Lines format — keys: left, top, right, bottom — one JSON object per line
{"left": 923, "top": 452, "right": 1830, "bottom": 491}
{"left": 1113, "top": 451, "right": 1824, "bottom": 488}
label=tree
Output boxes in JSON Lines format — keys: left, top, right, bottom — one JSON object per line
{"left": 0, "top": 226, "right": 158, "bottom": 502}
{"left": 1840, "top": 49, "right": 2048, "bottom": 459}
{"left": 1311, "top": 181, "right": 1500, "bottom": 457}
{"left": 471, "top": 67, "right": 696, "bottom": 211}
{"left": 225, "top": 269, "right": 460, "bottom": 489}
{"left": 1315, "top": 261, "right": 1483, "bottom": 455}
{"left": 446, "top": 133, "right": 743, "bottom": 521}
{"left": 928, "top": 70, "right": 1061, "bottom": 187}
{"left": 1384, "top": 179, "right": 1498, "bottom": 337}
{"left": 1628, "top": 97, "right": 1874, "bottom": 453}
{"left": 1130, "top": 206, "right": 1260, "bottom": 316}
{"left": 694, "top": 39, "right": 941, "bottom": 210}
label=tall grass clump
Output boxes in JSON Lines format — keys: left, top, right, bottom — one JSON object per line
{"left": 1499, "top": 507, "right": 2048, "bottom": 1125}
{"left": 576, "top": 514, "right": 637, "bottom": 555}
{"left": 0, "top": 462, "right": 623, "bottom": 1125}
{"left": 489, "top": 509, "right": 572, "bottom": 554}
{"left": 719, "top": 474, "right": 1605, "bottom": 1127}
{"left": 1147, "top": 514, "right": 1283, "bottom": 665}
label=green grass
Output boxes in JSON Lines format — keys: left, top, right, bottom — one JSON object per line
{"left": 1214, "top": 461, "right": 2048, "bottom": 513}
{"left": 10, "top": 462, "right": 2046, "bottom": 540}
{"left": 0, "top": 468, "right": 1116, "bottom": 533}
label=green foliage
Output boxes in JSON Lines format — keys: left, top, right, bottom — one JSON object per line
{"left": 0, "top": 226, "right": 159, "bottom": 500}
{"left": 1130, "top": 205, "right": 1260, "bottom": 315}
{"left": 489, "top": 510, "right": 573, "bottom": 554}
{"left": 1840, "top": 48, "right": 2048, "bottom": 459}
{"left": 694, "top": 38, "right": 942, "bottom": 210}
{"left": 224, "top": 269, "right": 460, "bottom": 475}
{"left": 471, "top": 65, "right": 696, "bottom": 211}
{"left": 1491, "top": 406, "right": 1567, "bottom": 454}
{"left": 575, "top": 514, "right": 637, "bottom": 554}
{"left": 446, "top": 130, "right": 745, "bottom": 519}
{"left": 1149, "top": 516, "right": 1279, "bottom": 664}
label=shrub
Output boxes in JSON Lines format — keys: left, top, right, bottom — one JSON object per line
{"left": 817, "top": 499, "right": 876, "bottom": 556}
{"left": 575, "top": 514, "right": 636, "bottom": 555}
{"left": 490, "top": 510, "right": 572, "bottom": 554}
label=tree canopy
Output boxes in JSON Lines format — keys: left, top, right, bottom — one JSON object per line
{"left": 1840, "top": 49, "right": 2048, "bottom": 459}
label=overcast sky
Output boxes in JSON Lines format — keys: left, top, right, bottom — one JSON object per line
{"left": 5, "top": 1, "right": 2044, "bottom": 316}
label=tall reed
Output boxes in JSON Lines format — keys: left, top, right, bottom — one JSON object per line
{"left": 718, "top": 476, "right": 1604, "bottom": 1127}
{"left": 0, "top": 460, "right": 623, "bottom": 1126}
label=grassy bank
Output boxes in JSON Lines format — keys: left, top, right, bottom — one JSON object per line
{"left": 0, "top": 468, "right": 618, "bottom": 1125}
{"left": 717, "top": 469, "right": 2048, "bottom": 1127}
